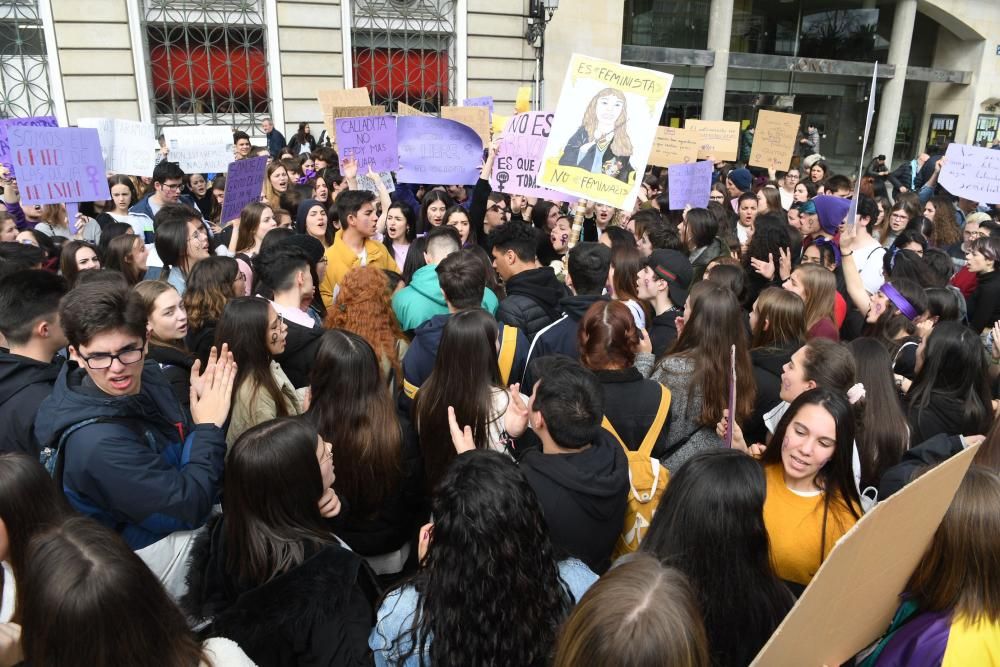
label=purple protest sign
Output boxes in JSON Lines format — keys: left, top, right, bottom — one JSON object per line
{"left": 667, "top": 160, "right": 713, "bottom": 211}
{"left": 396, "top": 116, "right": 483, "bottom": 186}
{"left": 489, "top": 112, "right": 576, "bottom": 203}
{"left": 0, "top": 116, "right": 58, "bottom": 176}
{"left": 7, "top": 126, "right": 110, "bottom": 206}
{"left": 220, "top": 155, "right": 268, "bottom": 223}
{"left": 462, "top": 96, "right": 494, "bottom": 113}
{"left": 725, "top": 344, "right": 736, "bottom": 448}
{"left": 334, "top": 115, "right": 398, "bottom": 172}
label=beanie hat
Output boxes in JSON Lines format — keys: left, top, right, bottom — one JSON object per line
{"left": 295, "top": 198, "right": 323, "bottom": 234}
{"left": 813, "top": 195, "right": 852, "bottom": 235}
{"left": 727, "top": 168, "right": 752, "bottom": 194}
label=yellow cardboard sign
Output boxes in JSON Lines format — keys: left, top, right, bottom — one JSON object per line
{"left": 648, "top": 126, "right": 700, "bottom": 167}
{"left": 685, "top": 119, "right": 741, "bottom": 161}
{"left": 515, "top": 86, "right": 532, "bottom": 113}
{"left": 749, "top": 110, "right": 802, "bottom": 171}
{"left": 441, "top": 106, "right": 490, "bottom": 148}
{"left": 324, "top": 105, "right": 385, "bottom": 144}
{"left": 395, "top": 101, "right": 429, "bottom": 117}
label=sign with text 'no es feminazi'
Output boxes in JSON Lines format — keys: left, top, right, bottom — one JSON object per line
{"left": 6, "top": 126, "right": 111, "bottom": 205}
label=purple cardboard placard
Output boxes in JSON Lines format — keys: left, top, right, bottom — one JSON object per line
{"left": 462, "top": 96, "right": 494, "bottom": 114}
{"left": 219, "top": 155, "right": 268, "bottom": 223}
{"left": 334, "top": 115, "right": 398, "bottom": 172}
{"left": 396, "top": 116, "right": 483, "bottom": 186}
{"left": 0, "top": 116, "right": 58, "bottom": 176}
{"left": 490, "top": 112, "right": 577, "bottom": 203}
{"left": 7, "top": 126, "right": 111, "bottom": 205}
{"left": 667, "top": 160, "right": 713, "bottom": 211}
{"left": 725, "top": 345, "right": 736, "bottom": 448}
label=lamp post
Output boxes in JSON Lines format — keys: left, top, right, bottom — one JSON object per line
{"left": 525, "top": 0, "right": 559, "bottom": 110}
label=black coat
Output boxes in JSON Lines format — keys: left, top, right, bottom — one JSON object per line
{"left": 182, "top": 515, "right": 379, "bottom": 667}
{"left": 147, "top": 343, "right": 194, "bottom": 410}
{"left": 745, "top": 342, "right": 799, "bottom": 444}
{"left": 878, "top": 433, "right": 963, "bottom": 500}
{"left": 907, "top": 392, "right": 988, "bottom": 446}
{"left": 274, "top": 318, "right": 323, "bottom": 389}
{"left": 0, "top": 352, "right": 62, "bottom": 457}
{"left": 186, "top": 321, "right": 218, "bottom": 367}
{"left": 496, "top": 267, "right": 566, "bottom": 340}
{"left": 521, "top": 294, "right": 608, "bottom": 388}
{"left": 594, "top": 367, "right": 670, "bottom": 459}
{"left": 647, "top": 308, "right": 680, "bottom": 358}
{"left": 966, "top": 269, "right": 1000, "bottom": 333}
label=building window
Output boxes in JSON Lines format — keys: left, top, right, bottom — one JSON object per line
{"left": 351, "top": 0, "right": 457, "bottom": 113}
{"left": 143, "top": 0, "right": 270, "bottom": 131}
{"left": 0, "top": 0, "right": 54, "bottom": 118}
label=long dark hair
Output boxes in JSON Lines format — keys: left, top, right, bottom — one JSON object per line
{"left": 392, "top": 450, "right": 571, "bottom": 666}
{"left": 58, "top": 240, "right": 100, "bottom": 288}
{"left": 183, "top": 255, "right": 238, "bottom": 330}
{"left": 414, "top": 309, "right": 503, "bottom": 492}
{"left": 383, "top": 200, "right": 417, "bottom": 258}
{"left": 103, "top": 233, "right": 145, "bottom": 285}
{"left": 642, "top": 450, "right": 794, "bottom": 667}
{"left": 18, "top": 517, "right": 205, "bottom": 667}
{"left": 907, "top": 321, "right": 993, "bottom": 437}
{"left": 154, "top": 217, "right": 191, "bottom": 281}
{"left": 224, "top": 418, "right": 337, "bottom": 584}
{"left": 215, "top": 297, "right": 292, "bottom": 419}
{"left": 306, "top": 330, "right": 402, "bottom": 517}
{"left": 762, "top": 388, "right": 862, "bottom": 560}
{"left": 418, "top": 190, "right": 454, "bottom": 235}
{"left": 865, "top": 277, "right": 928, "bottom": 355}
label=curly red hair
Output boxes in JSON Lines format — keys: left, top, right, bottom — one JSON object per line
{"left": 325, "top": 266, "right": 405, "bottom": 378}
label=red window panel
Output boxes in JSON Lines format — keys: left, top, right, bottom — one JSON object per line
{"left": 150, "top": 35, "right": 268, "bottom": 112}
{"left": 353, "top": 47, "right": 449, "bottom": 107}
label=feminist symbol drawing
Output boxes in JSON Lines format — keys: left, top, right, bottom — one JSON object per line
{"left": 495, "top": 171, "right": 509, "bottom": 192}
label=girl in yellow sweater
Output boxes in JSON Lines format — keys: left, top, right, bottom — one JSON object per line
{"left": 760, "top": 387, "right": 862, "bottom": 590}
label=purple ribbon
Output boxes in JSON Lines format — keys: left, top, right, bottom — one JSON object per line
{"left": 880, "top": 282, "right": 919, "bottom": 321}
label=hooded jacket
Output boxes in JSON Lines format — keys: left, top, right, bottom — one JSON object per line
{"left": 496, "top": 267, "right": 567, "bottom": 340}
{"left": 273, "top": 318, "right": 322, "bottom": 389}
{"left": 522, "top": 294, "right": 608, "bottom": 389}
{"left": 34, "top": 360, "right": 225, "bottom": 550}
{"left": 182, "top": 515, "right": 377, "bottom": 667}
{"left": 518, "top": 432, "right": 629, "bottom": 574}
{"left": 391, "top": 263, "right": 499, "bottom": 334}
{"left": 0, "top": 352, "right": 63, "bottom": 457}
{"left": 147, "top": 342, "right": 194, "bottom": 410}
{"left": 745, "top": 341, "right": 800, "bottom": 445}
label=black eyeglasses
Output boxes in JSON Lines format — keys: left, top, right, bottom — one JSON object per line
{"left": 80, "top": 346, "right": 144, "bottom": 370}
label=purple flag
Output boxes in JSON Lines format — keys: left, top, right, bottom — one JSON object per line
{"left": 334, "top": 115, "right": 398, "bottom": 172}
{"left": 396, "top": 116, "right": 483, "bottom": 186}
{"left": 7, "top": 126, "right": 110, "bottom": 205}
{"left": 490, "top": 112, "right": 576, "bottom": 203}
{"left": 667, "top": 160, "right": 713, "bottom": 211}
{"left": 220, "top": 155, "right": 268, "bottom": 224}
{"left": 0, "top": 116, "right": 58, "bottom": 176}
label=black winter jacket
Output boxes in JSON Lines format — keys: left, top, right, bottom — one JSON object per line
{"left": 186, "top": 321, "right": 218, "bottom": 367}
{"left": 496, "top": 267, "right": 566, "bottom": 340}
{"left": 0, "top": 352, "right": 62, "bottom": 457}
{"left": 594, "top": 367, "right": 671, "bottom": 459}
{"left": 274, "top": 318, "right": 323, "bottom": 389}
{"left": 522, "top": 294, "right": 607, "bottom": 389}
{"left": 745, "top": 341, "right": 800, "bottom": 444}
{"left": 147, "top": 342, "right": 194, "bottom": 410}
{"left": 878, "top": 433, "right": 964, "bottom": 500}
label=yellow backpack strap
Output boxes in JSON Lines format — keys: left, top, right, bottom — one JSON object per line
{"left": 638, "top": 385, "right": 671, "bottom": 458}
{"left": 402, "top": 378, "right": 420, "bottom": 399}
{"left": 498, "top": 325, "right": 518, "bottom": 385}
{"left": 601, "top": 416, "right": 627, "bottom": 449}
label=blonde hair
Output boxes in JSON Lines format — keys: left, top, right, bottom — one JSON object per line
{"left": 580, "top": 88, "right": 633, "bottom": 157}
{"left": 794, "top": 263, "right": 836, "bottom": 332}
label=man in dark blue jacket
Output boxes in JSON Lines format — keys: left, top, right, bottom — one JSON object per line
{"left": 34, "top": 281, "right": 234, "bottom": 594}
{"left": 261, "top": 117, "right": 286, "bottom": 158}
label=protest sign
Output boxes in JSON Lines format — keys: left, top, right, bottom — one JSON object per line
{"left": 515, "top": 86, "right": 532, "bottom": 113}
{"left": 441, "top": 106, "right": 490, "bottom": 148}
{"left": 356, "top": 169, "right": 396, "bottom": 195}
{"left": 334, "top": 115, "right": 398, "bottom": 172}
{"left": 648, "top": 126, "right": 700, "bottom": 167}
{"left": 725, "top": 345, "right": 736, "bottom": 448}
{"left": 396, "top": 116, "right": 483, "bottom": 186}
{"left": 751, "top": 443, "right": 980, "bottom": 666}
{"left": 0, "top": 116, "right": 58, "bottom": 176}
{"left": 6, "top": 126, "right": 111, "bottom": 205}
{"left": 490, "top": 112, "right": 575, "bottom": 203}
{"left": 685, "top": 119, "right": 740, "bottom": 161}
{"left": 162, "top": 126, "right": 233, "bottom": 173}
{"left": 462, "top": 96, "right": 494, "bottom": 113}
{"left": 318, "top": 87, "right": 370, "bottom": 111}
{"left": 666, "top": 159, "right": 712, "bottom": 211}
{"left": 492, "top": 114, "right": 509, "bottom": 137}
{"left": 748, "top": 110, "right": 801, "bottom": 171}
{"left": 939, "top": 143, "right": 1000, "bottom": 204}
{"left": 847, "top": 65, "right": 879, "bottom": 229}
{"left": 396, "top": 102, "right": 429, "bottom": 117}
{"left": 77, "top": 117, "right": 156, "bottom": 177}
{"left": 219, "top": 155, "right": 268, "bottom": 224}
{"left": 325, "top": 106, "right": 385, "bottom": 143}
{"left": 537, "top": 53, "right": 672, "bottom": 210}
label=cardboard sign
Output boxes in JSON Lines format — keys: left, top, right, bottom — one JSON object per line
{"left": 334, "top": 115, "right": 398, "bottom": 172}
{"left": 441, "top": 106, "right": 490, "bottom": 148}
{"left": 490, "top": 112, "right": 575, "bottom": 203}
{"left": 0, "top": 116, "right": 58, "bottom": 176}
{"left": 462, "top": 96, "right": 494, "bottom": 113}
{"left": 162, "top": 125, "right": 233, "bottom": 173}
{"left": 939, "top": 143, "right": 1000, "bottom": 204}
{"left": 396, "top": 116, "right": 483, "bottom": 186}
{"left": 492, "top": 114, "right": 510, "bottom": 137}
{"left": 751, "top": 443, "right": 981, "bottom": 666}
{"left": 6, "top": 126, "right": 111, "bottom": 205}
{"left": 356, "top": 169, "right": 396, "bottom": 195}
{"left": 324, "top": 105, "right": 385, "bottom": 143}
{"left": 538, "top": 53, "right": 672, "bottom": 210}
{"left": 685, "top": 119, "right": 740, "bottom": 161}
{"left": 515, "top": 86, "right": 532, "bottom": 113}
{"left": 318, "top": 87, "right": 370, "bottom": 111}
{"left": 396, "top": 102, "right": 429, "bottom": 117}
{"left": 219, "top": 155, "right": 267, "bottom": 224}
{"left": 667, "top": 159, "right": 713, "bottom": 210}
{"left": 648, "top": 126, "right": 700, "bottom": 167}
{"left": 749, "top": 110, "right": 801, "bottom": 171}
{"left": 77, "top": 117, "right": 157, "bottom": 177}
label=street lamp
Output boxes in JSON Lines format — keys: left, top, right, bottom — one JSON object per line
{"left": 525, "top": 0, "right": 559, "bottom": 110}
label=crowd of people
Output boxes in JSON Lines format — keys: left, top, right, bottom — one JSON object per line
{"left": 0, "top": 112, "right": 998, "bottom": 667}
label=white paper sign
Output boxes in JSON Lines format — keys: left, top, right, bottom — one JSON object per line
{"left": 939, "top": 143, "right": 1000, "bottom": 204}
{"left": 77, "top": 117, "right": 157, "bottom": 177}
{"left": 162, "top": 126, "right": 233, "bottom": 173}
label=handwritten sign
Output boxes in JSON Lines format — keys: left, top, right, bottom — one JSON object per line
{"left": 490, "top": 112, "right": 575, "bottom": 203}
{"left": 648, "top": 126, "right": 700, "bottom": 167}
{"left": 441, "top": 106, "right": 490, "bottom": 148}
{"left": 334, "top": 115, "right": 398, "bottom": 172}
{"left": 77, "top": 117, "right": 157, "bottom": 177}
{"left": 219, "top": 155, "right": 268, "bottom": 224}
{"left": 685, "top": 119, "right": 740, "bottom": 161}
{"left": 396, "top": 116, "right": 483, "bottom": 186}
{"left": 0, "top": 116, "right": 58, "bottom": 176}
{"left": 667, "top": 159, "right": 713, "bottom": 210}
{"left": 749, "top": 110, "right": 801, "bottom": 171}
{"left": 462, "top": 96, "right": 494, "bottom": 113}
{"left": 356, "top": 170, "right": 396, "bottom": 195}
{"left": 939, "top": 143, "right": 1000, "bottom": 204}
{"left": 162, "top": 125, "right": 233, "bottom": 172}
{"left": 324, "top": 105, "right": 385, "bottom": 143}
{"left": 396, "top": 102, "right": 429, "bottom": 117}
{"left": 6, "top": 126, "right": 111, "bottom": 205}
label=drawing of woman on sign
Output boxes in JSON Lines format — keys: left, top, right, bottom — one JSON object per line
{"left": 559, "top": 87, "right": 635, "bottom": 184}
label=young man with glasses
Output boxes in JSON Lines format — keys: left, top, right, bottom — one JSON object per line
{"left": 34, "top": 281, "right": 236, "bottom": 595}
{"left": 128, "top": 160, "right": 206, "bottom": 244}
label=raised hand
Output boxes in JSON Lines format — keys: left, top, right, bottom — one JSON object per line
{"left": 190, "top": 344, "right": 237, "bottom": 428}
{"left": 777, "top": 246, "right": 792, "bottom": 281}
{"left": 447, "top": 405, "right": 476, "bottom": 454}
{"left": 750, "top": 253, "right": 776, "bottom": 280}
{"left": 341, "top": 154, "right": 358, "bottom": 181}
{"left": 504, "top": 383, "right": 530, "bottom": 438}
{"left": 637, "top": 328, "right": 653, "bottom": 355}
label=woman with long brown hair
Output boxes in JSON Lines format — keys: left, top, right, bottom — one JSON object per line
{"left": 783, "top": 262, "right": 838, "bottom": 341}
{"left": 103, "top": 232, "right": 148, "bottom": 286}
{"left": 609, "top": 243, "right": 649, "bottom": 329}
{"left": 134, "top": 280, "right": 194, "bottom": 409}
{"left": 183, "top": 256, "right": 242, "bottom": 365}
{"left": 922, "top": 196, "right": 962, "bottom": 248}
